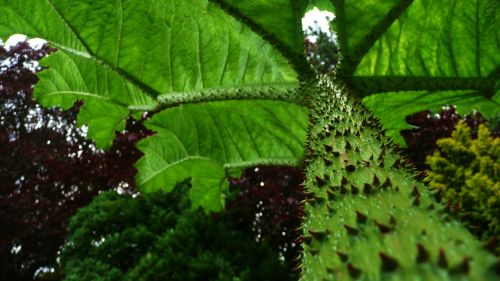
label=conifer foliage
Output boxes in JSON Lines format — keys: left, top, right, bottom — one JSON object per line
{"left": 426, "top": 121, "right": 500, "bottom": 255}
{"left": 62, "top": 185, "right": 293, "bottom": 281}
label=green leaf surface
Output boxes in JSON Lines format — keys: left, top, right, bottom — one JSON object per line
{"left": 35, "top": 51, "right": 157, "bottom": 110}
{"left": 145, "top": 101, "right": 308, "bottom": 166}
{"left": 77, "top": 100, "right": 130, "bottom": 149}
{"left": 336, "top": 0, "right": 500, "bottom": 142}
{"left": 34, "top": 51, "right": 155, "bottom": 148}
{"left": 363, "top": 90, "right": 500, "bottom": 145}
{"left": 354, "top": 0, "right": 500, "bottom": 78}
{"left": 1, "top": 0, "right": 298, "bottom": 149}
{"left": 216, "top": 0, "right": 309, "bottom": 54}
{"left": 135, "top": 135, "right": 228, "bottom": 212}
{"left": 136, "top": 100, "right": 308, "bottom": 211}
{"left": 188, "top": 163, "right": 229, "bottom": 213}
{"left": 307, "top": 0, "right": 335, "bottom": 12}
{"left": 332, "top": 0, "right": 402, "bottom": 55}
{"left": 0, "top": 0, "right": 297, "bottom": 95}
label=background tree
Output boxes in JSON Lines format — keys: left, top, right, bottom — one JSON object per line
{"left": 227, "top": 166, "right": 305, "bottom": 263}
{"left": 0, "top": 40, "right": 147, "bottom": 280}
{"left": 61, "top": 184, "right": 295, "bottom": 281}
{"left": 304, "top": 17, "right": 339, "bottom": 74}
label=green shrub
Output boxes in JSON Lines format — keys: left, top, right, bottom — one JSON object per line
{"left": 61, "top": 186, "right": 293, "bottom": 281}
{"left": 426, "top": 121, "right": 500, "bottom": 254}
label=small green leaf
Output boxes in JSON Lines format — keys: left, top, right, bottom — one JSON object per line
{"left": 189, "top": 163, "right": 229, "bottom": 213}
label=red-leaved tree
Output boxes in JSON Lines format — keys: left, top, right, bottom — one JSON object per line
{"left": 0, "top": 40, "right": 148, "bottom": 281}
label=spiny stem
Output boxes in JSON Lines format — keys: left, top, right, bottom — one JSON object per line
{"left": 299, "top": 75, "right": 498, "bottom": 280}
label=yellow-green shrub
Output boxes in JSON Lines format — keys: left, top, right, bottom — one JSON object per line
{"left": 426, "top": 121, "right": 500, "bottom": 254}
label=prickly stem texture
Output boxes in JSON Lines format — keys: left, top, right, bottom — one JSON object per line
{"left": 299, "top": 75, "right": 498, "bottom": 281}
{"left": 157, "top": 85, "right": 303, "bottom": 108}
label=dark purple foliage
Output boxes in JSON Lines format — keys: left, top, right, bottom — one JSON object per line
{"left": 0, "top": 41, "right": 148, "bottom": 281}
{"left": 226, "top": 166, "right": 305, "bottom": 264}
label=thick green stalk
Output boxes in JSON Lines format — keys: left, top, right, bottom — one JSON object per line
{"left": 299, "top": 75, "right": 499, "bottom": 280}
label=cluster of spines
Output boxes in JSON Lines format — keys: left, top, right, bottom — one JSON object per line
{"left": 298, "top": 75, "right": 499, "bottom": 280}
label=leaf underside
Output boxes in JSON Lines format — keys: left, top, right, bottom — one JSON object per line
{"left": 0, "top": 0, "right": 310, "bottom": 210}
{"left": 332, "top": 0, "right": 499, "bottom": 145}
{"left": 135, "top": 100, "right": 307, "bottom": 212}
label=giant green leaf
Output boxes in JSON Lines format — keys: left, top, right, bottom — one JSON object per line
{"left": 354, "top": 0, "right": 499, "bottom": 78}
{"left": 1, "top": 0, "right": 304, "bottom": 94}
{"left": 333, "top": 0, "right": 499, "bottom": 93}
{"left": 144, "top": 101, "right": 307, "bottom": 166}
{"left": 136, "top": 100, "right": 308, "bottom": 211}
{"left": 336, "top": 0, "right": 500, "bottom": 143}
{"left": 0, "top": 0, "right": 298, "bottom": 148}
{"left": 0, "top": 0, "right": 297, "bottom": 94}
